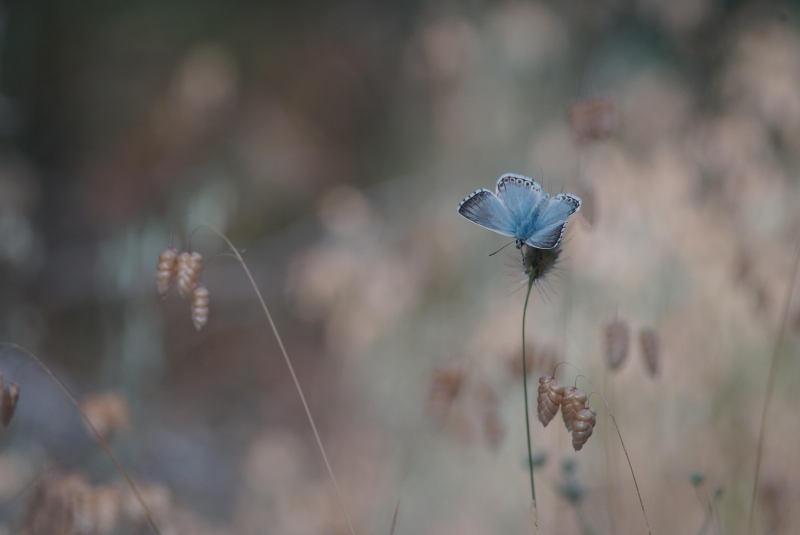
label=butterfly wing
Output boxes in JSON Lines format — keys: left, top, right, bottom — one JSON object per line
{"left": 525, "top": 193, "right": 582, "bottom": 249}
{"left": 495, "top": 174, "right": 544, "bottom": 225}
{"left": 457, "top": 189, "right": 516, "bottom": 237}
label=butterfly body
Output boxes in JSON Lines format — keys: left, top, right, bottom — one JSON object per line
{"left": 457, "top": 174, "right": 581, "bottom": 250}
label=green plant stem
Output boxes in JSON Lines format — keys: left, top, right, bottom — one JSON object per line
{"left": 522, "top": 275, "right": 536, "bottom": 503}
{"left": 747, "top": 244, "right": 800, "bottom": 535}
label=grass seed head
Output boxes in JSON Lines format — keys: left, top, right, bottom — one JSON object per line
{"left": 191, "top": 283, "right": 210, "bottom": 331}
{"left": 537, "top": 375, "right": 564, "bottom": 427}
{"left": 176, "top": 251, "right": 202, "bottom": 296}
{"left": 156, "top": 246, "right": 179, "bottom": 296}
{"left": 639, "top": 327, "right": 660, "bottom": 376}
{"left": 571, "top": 406, "right": 597, "bottom": 451}
{"left": 521, "top": 245, "right": 560, "bottom": 284}
{"left": 0, "top": 381, "right": 20, "bottom": 427}
{"left": 561, "top": 386, "right": 587, "bottom": 432}
{"left": 605, "top": 319, "right": 630, "bottom": 370}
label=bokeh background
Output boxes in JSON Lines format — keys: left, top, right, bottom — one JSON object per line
{"left": 1, "top": 0, "right": 800, "bottom": 533}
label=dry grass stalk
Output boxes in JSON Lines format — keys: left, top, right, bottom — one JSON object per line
{"left": 176, "top": 251, "right": 202, "bottom": 296}
{"left": 569, "top": 96, "right": 616, "bottom": 145}
{"left": 156, "top": 247, "right": 178, "bottom": 296}
{"left": 1, "top": 343, "right": 163, "bottom": 535}
{"left": 639, "top": 327, "right": 659, "bottom": 376}
{"left": 561, "top": 386, "right": 587, "bottom": 432}
{"left": 571, "top": 407, "right": 597, "bottom": 451}
{"left": 0, "top": 374, "right": 20, "bottom": 427}
{"left": 748, "top": 245, "right": 800, "bottom": 535}
{"left": 81, "top": 392, "right": 130, "bottom": 442}
{"left": 191, "top": 284, "right": 210, "bottom": 331}
{"left": 536, "top": 376, "right": 563, "bottom": 427}
{"left": 198, "top": 224, "right": 357, "bottom": 535}
{"left": 604, "top": 319, "right": 629, "bottom": 370}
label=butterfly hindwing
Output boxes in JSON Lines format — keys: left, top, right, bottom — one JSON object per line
{"left": 457, "top": 189, "right": 516, "bottom": 237}
{"left": 525, "top": 193, "right": 582, "bottom": 249}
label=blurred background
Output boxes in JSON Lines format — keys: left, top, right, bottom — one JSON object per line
{"left": 0, "top": 0, "right": 799, "bottom": 533}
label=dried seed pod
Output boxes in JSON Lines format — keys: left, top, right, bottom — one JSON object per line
{"left": 427, "top": 364, "right": 464, "bottom": 427}
{"left": 572, "top": 406, "right": 597, "bottom": 451}
{"left": 561, "top": 387, "right": 587, "bottom": 432}
{"left": 537, "top": 376, "right": 564, "bottom": 427}
{"left": 569, "top": 96, "right": 616, "bottom": 145}
{"left": 191, "top": 284, "right": 210, "bottom": 331}
{"left": 156, "top": 247, "right": 179, "bottom": 296}
{"left": 640, "top": 327, "right": 659, "bottom": 376}
{"left": 176, "top": 251, "right": 202, "bottom": 296}
{"left": 1, "top": 382, "right": 20, "bottom": 427}
{"left": 604, "top": 319, "right": 630, "bottom": 370}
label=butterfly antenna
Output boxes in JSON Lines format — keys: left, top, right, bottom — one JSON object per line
{"left": 489, "top": 241, "right": 515, "bottom": 256}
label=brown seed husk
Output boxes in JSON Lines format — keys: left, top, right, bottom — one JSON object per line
{"left": 561, "top": 387, "right": 587, "bottom": 432}
{"left": 640, "top": 327, "right": 659, "bottom": 376}
{"left": 191, "top": 284, "right": 210, "bottom": 331}
{"left": 156, "top": 247, "right": 179, "bottom": 296}
{"left": 1, "top": 382, "right": 20, "bottom": 427}
{"left": 605, "top": 319, "right": 630, "bottom": 370}
{"left": 176, "top": 251, "right": 202, "bottom": 296}
{"left": 572, "top": 406, "right": 597, "bottom": 451}
{"left": 537, "top": 376, "right": 564, "bottom": 427}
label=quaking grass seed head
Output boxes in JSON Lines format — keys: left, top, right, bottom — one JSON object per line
{"left": 561, "top": 386, "right": 587, "bottom": 432}
{"left": 176, "top": 251, "right": 202, "bottom": 296}
{"left": 537, "top": 375, "right": 564, "bottom": 427}
{"left": 1, "top": 381, "right": 20, "bottom": 427}
{"left": 191, "top": 284, "right": 210, "bottom": 331}
{"left": 156, "top": 246, "right": 179, "bottom": 296}
{"left": 571, "top": 406, "right": 596, "bottom": 451}
{"left": 639, "top": 327, "right": 659, "bottom": 376}
{"left": 605, "top": 318, "right": 630, "bottom": 370}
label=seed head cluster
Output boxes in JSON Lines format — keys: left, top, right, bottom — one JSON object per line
{"left": 0, "top": 373, "right": 20, "bottom": 427}
{"left": 604, "top": 319, "right": 630, "bottom": 370}
{"left": 536, "top": 376, "right": 596, "bottom": 451}
{"left": 156, "top": 247, "right": 210, "bottom": 331}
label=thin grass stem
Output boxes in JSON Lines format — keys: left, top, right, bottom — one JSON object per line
{"left": 0, "top": 343, "right": 162, "bottom": 535}
{"left": 521, "top": 275, "right": 536, "bottom": 508}
{"left": 747, "top": 243, "right": 800, "bottom": 535}
{"left": 585, "top": 390, "right": 651, "bottom": 535}
{"left": 200, "top": 224, "right": 356, "bottom": 535}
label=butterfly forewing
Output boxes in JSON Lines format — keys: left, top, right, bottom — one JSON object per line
{"left": 495, "top": 174, "right": 544, "bottom": 225}
{"left": 457, "top": 189, "right": 516, "bottom": 237}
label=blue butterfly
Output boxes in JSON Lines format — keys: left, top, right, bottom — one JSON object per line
{"left": 458, "top": 174, "right": 582, "bottom": 250}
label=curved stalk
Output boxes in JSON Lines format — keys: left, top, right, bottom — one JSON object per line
{"left": 0, "top": 343, "right": 162, "bottom": 535}
{"left": 200, "top": 224, "right": 356, "bottom": 535}
{"left": 747, "top": 244, "right": 800, "bottom": 535}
